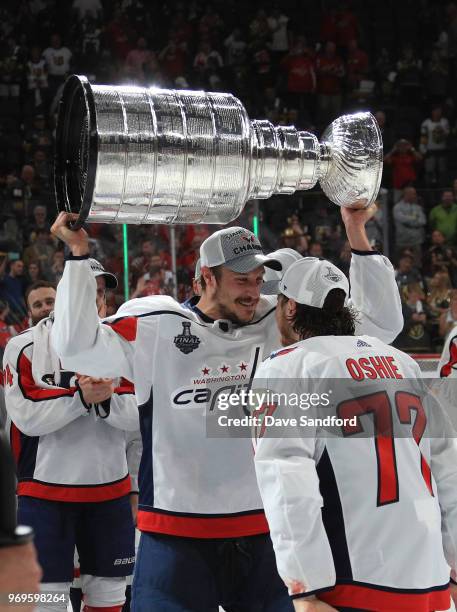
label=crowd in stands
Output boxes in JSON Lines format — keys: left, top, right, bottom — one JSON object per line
{"left": 2, "top": 0, "right": 457, "bottom": 356}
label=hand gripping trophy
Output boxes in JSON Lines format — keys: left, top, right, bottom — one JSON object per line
{"left": 54, "top": 75, "right": 383, "bottom": 228}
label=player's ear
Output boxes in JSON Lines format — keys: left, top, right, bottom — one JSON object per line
{"left": 287, "top": 298, "right": 297, "bottom": 318}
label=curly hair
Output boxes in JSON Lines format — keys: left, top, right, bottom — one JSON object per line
{"left": 279, "top": 289, "right": 358, "bottom": 339}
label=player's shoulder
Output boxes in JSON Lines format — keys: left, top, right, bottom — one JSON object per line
{"left": 114, "top": 295, "right": 186, "bottom": 319}
{"left": 3, "top": 327, "right": 34, "bottom": 363}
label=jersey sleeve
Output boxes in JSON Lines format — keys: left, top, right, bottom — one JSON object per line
{"left": 51, "top": 258, "right": 135, "bottom": 379}
{"left": 102, "top": 378, "right": 139, "bottom": 432}
{"left": 125, "top": 427, "right": 142, "bottom": 494}
{"left": 252, "top": 361, "right": 336, "bottom": 597}
{"left": 2, "top": 339, "right": 89, "bottom": 437}
{"left": 348, "top": 251, "right": 403, "bottom": 344}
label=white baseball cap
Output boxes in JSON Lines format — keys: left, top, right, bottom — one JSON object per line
{"left": 200, "top": 227, "right": 281, "bottom": 273}
{"left": 279, "top": 257, "right": 349, "bottom": 308}
{"left": 89, "top": 258, "right": 118, "bottom": 289}
{"left": 261, "top": 248, "right": 302, "bottom": 295}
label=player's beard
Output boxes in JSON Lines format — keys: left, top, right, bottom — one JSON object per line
{"left": 31, "top": 311, "right": 53, "bottom": 326}
{"left": 214, "top": 286, "right": 258, "bottom": 325}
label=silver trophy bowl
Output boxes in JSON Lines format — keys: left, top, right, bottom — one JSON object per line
{"left": 55, "top": 75, "right": 382, "bottom": 228}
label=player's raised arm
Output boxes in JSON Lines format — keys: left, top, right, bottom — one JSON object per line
{"left": 50, "top": 212, "right": 134, "bottom": 379}
{"left": 341, "top": 206, "right": 403, "bottom": 344}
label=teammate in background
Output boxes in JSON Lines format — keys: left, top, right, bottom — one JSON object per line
{"left": 50, "top": 207, "right": 402, "bottom": 612}
{"left": 253, "top": 257, "right": 457, "bottom": 612}
{"left": 3, "top": 262, "right": 138, "bottom": 612}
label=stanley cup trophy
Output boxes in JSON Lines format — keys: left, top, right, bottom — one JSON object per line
{"left": 55, "top": 75, "right": 383, "bottom": 228}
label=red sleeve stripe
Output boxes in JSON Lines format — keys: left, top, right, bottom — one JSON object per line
{"left": 10, "top": 422, "right": 21, "bottom": 464}
{"left": 320, "top": 582, "right": 450, "bottom": 612}
{"left": 18, "top": 352, "right": 77, "bottom": 401}
{"left": 114, "top": 377, "right": 135, "bottom": 395}
{"left": 104, "top": 317, "right": 137, "bottom": 342}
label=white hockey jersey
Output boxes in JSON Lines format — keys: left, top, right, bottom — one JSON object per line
{"left": 3, "top": 324, "right": 139, "bottom": 502}
{"left": 51, "top": 252, "right": 403, "bottom": 538}
{"left": 253, "top": 335, "right": 457, "bottom": 612}
{"left": 438, "top": 327, "right": 457, "bottom": 378}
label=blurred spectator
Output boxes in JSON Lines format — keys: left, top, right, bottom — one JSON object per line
{"left": 393, "top": 186, "right": 426, "bottom": 260}
{"left": 420, "top": 105, "right": 450, "bottom": 185}
{"left": 47, "top": 250, "right": 65, "bottom": 284}
{"left": 24, "top": 115, "right": 53, "bottom": 161}
{"left": 0, "top": 300, "right": 17, "bottom": 356}
{"left": 429, "top": 189, "right": 457, "bottom": 243}
{"left": 346, "top": 39, "right": 369, "bottom": 93}
{"left": 365, "top": 201, "right": 384, "bottom": 250}
{"left": 25, "top": 261, "right": 44, "bottom": 286}
{"left": 159, "top": 39, "right": 187, "bottom": 80}
{"left": 423, "top": 48, "right": 449, "bottom": 104}
{"left": 125, "top": 37, "right": 157, "bottom": 83}
{"left": 249, "top": 9, "right": 271, "bottom": 45}
{"left": 130, "top": 238, "right": 158, "bottom": 282}
{"left": 42, "top": 34, "right": 73, "bottom": 97}
{"left": 22, "top": 229, "right": 55, "bottom": 274}
{"left": 423, "top": 229, "right": 452, "bottom": 278}
{"left": 308, "top": 241, "right": 324, "bottom": 258}
{"left": 224, "top": 28, "right": 247, "bottom": 67}
{"left": 24, "top": 204, "right": 50, "bottom": 244}
{"left": 5, "top": 165, "right": 42, "bottom": 219}
{"left": 315, "top": 41, "right": 345, "bottom": 126}
{"left": 334, "top": 2, "right": 359, "bottom": 49}
{"left": 426, "top": 267, "right": 452, "bottom": 339}
{"left": 384, "top": 140, "right": 422, "bottom": 199}
{"left": 393, "top": 283, "right": 432, "bottom": 353}
{"left": 281, "top": 37, "right": 316, "bottom": 117}
{"left": 193, "top": 42, "right": 223, "bottom": 81}
{"left": 72, "top": 0, "right": 103, "bottom": 21}
{"left": 375, "top": 110, "right": 395, "bottom": 154}
{"left": 105, "top": 7, "right": 134, "bottom": 62}
{"left": 439, "top": 288, "right": 457, "bottom": 337}
{"left": 0, "top": 257, "right": 27, "bottom": 322}
{"left": 130, "top": 254, "right": 173, "bottom": 298}
{"left": 24, "top": 46, "right": 48, "bottom": 117}
{"left": 395, "top": 253, "right": 424, "bottom": 296}
{"left": 267, "top": 7, "right": 289, "bottom": 57}
{"left": 396, "top": 45, "right": 423, "bottom": 103}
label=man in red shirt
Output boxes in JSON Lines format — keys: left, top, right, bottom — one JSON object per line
{"left": 316, "top": 41, "right": 345, "bottom": 126}
{"left": 281, "top": 37, "right": 316, "bottom": 118}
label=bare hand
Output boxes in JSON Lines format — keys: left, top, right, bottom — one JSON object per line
{"left": 293, "top": 598, "right": 338, "bottom": 612}
{"left": 340, "top": 205, "right": 377, "bottom": 251}
{"left": 50, "top": 212, "right": 90, "bottom": 256}
{"left": 341, "top": 203, "right": 377, "bottom": 228}
{"left": 0, "top": 542, "right": 42, "bottom": 612}
{"left": 77, "top": 375, "right": 114, "bottom": 404}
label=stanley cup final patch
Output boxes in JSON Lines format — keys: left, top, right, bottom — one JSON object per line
{"left": 174, "top": 322, "right": 201, "bottom": 354}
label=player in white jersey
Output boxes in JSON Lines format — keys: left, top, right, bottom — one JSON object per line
{"left": 49, "top": 208, "right": 403, "bottom": 612}
{"left": 253, "top": 257, "right": 457, "bottom": 612}
{"left": 3, "top": 263, "right": 138, "bottom": 612}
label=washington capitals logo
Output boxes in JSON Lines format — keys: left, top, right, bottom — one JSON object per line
{"left": 241, "top": 235, "right": 256, "bottom": 243}
{"left": 324, "top": 266, "right": 343, "bottom": 282}
{"left": 174, "top": 322, "right": 201, "bottom": 355}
